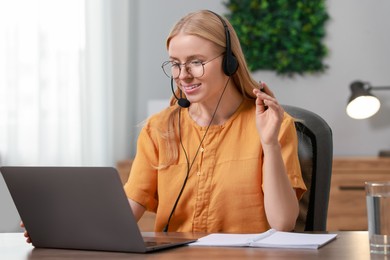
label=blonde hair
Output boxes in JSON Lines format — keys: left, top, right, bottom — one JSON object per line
{"left": 159, "top": 10, "right": 260, "bottom": 168}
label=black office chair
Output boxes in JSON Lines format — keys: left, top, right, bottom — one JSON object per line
{"left": 283, "top": 105, "right": 333, "bottom": 232}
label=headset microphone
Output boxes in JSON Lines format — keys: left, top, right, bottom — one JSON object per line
{"left": 170, "top": 77, "right": 191, "bottom": 108}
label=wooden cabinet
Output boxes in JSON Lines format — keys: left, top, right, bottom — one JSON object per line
{"left": 327, "top": 157, "right": 390, "bottom": 231}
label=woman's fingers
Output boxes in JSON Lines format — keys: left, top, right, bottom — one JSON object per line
{"left": 21, "top": 221, "right": 32, "bottom": 243}
{"left": 253, "top": 84, "right": 284, "bottom": 118}
{"left": 258, "top": 81, "right": 275, "bottom": 98}
{"left": 24, "top": 231, "right": 31, "bottom": 243}
{"left": 253, "top": 88, "right": 267, "bottom": 113}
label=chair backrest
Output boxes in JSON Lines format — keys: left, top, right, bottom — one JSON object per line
{"left": 283, "top": 105, "right": 333, "bottom": 231}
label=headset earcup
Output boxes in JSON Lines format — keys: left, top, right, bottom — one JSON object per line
{"left": 222, "top": 53, "right": 238, "bottom": 76}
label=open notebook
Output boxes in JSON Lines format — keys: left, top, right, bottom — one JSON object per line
{"left": 191, "top": 229, "right": 337, "bottom": 249}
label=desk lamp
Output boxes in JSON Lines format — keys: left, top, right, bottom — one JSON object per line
{"left": 346, "top": 81, "right": 390, "bottom": 120}
{"left": 346, "top": 80, "right": 390, "bottom": 157}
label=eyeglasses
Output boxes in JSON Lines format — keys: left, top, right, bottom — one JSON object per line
{"left": 161, "top": 54, "right": 223, "bottom": 79}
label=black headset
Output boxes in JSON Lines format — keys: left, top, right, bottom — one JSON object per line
{"left": 208, "top": 10, "right": 239, "bottom": 76}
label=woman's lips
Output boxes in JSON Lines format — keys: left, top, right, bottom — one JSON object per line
{"left": 182, "top": 83, "right": 200, "bottom": 94}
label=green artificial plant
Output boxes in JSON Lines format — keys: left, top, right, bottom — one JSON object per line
{"left": 224, "top": 0, "right": 329, "bottom": 76}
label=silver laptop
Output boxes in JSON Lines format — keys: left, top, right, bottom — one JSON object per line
{"left": 0, "top": 166, "right": 196, "bottom": 253}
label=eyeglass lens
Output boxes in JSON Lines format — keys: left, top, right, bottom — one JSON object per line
{"left": 162, "top": 61, "right": 204, "bottom": 79}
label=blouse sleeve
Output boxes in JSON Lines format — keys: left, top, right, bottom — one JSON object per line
{"left": 123, "top": 121, "right": 159, "bottom": 212}
{"left": 279, "top": 113, "right": 307, "bottom": 199}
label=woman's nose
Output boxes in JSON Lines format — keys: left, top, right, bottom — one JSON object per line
{"left": 178, "top": 66, "right": 192, "bottom": 79}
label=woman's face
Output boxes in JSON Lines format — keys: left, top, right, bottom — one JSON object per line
{"left": 168, "top": 34, "right": 227, "bottom": 106}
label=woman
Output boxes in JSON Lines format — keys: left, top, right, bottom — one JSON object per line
{"left": 124, "top": 10, "right": 306, "bottom": 233}
{"left": 22, "top": 10, "right": 306, "bottom": 242}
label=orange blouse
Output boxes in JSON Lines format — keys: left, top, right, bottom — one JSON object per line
{"left": 124, "top": 98, "right": 306, "bottom": 233}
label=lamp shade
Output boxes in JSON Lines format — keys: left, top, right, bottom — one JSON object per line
{"left": 346, "top": 81, "right": 380, "bottom": 119}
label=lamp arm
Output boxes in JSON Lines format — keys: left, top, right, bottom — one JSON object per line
{"left": 371, "top": 86, "right": 390, "bottom": 91}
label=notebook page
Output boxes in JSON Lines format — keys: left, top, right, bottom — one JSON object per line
{"left": 190, "top": 229, "right": 275, "bottom": 247}
{"left": 251, "top": 232, "right": 337, "bottom": 249}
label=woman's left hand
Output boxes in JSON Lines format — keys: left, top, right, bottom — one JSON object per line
{"left": 252, "top": 82, "right": 284, "bottom": 146}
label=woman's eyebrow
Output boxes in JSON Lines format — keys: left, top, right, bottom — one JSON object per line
{"left": 168, "top": 54, "right": 206, "bottom": 61}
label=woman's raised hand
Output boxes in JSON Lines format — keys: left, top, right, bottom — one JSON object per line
{"left": 252, "top": 81, "right": 284, "bottom": 146}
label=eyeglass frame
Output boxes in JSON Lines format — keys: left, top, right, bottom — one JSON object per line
{"left": 161, "top": 53, "right": 224, "bottom": 79}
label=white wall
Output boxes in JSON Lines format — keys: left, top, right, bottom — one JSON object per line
{"left": 130, "top": 0, "right": 390, "bottom": 157}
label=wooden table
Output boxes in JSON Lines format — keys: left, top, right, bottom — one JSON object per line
{"left": 0, "top": 231, "right": 385, "bottom": 259}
